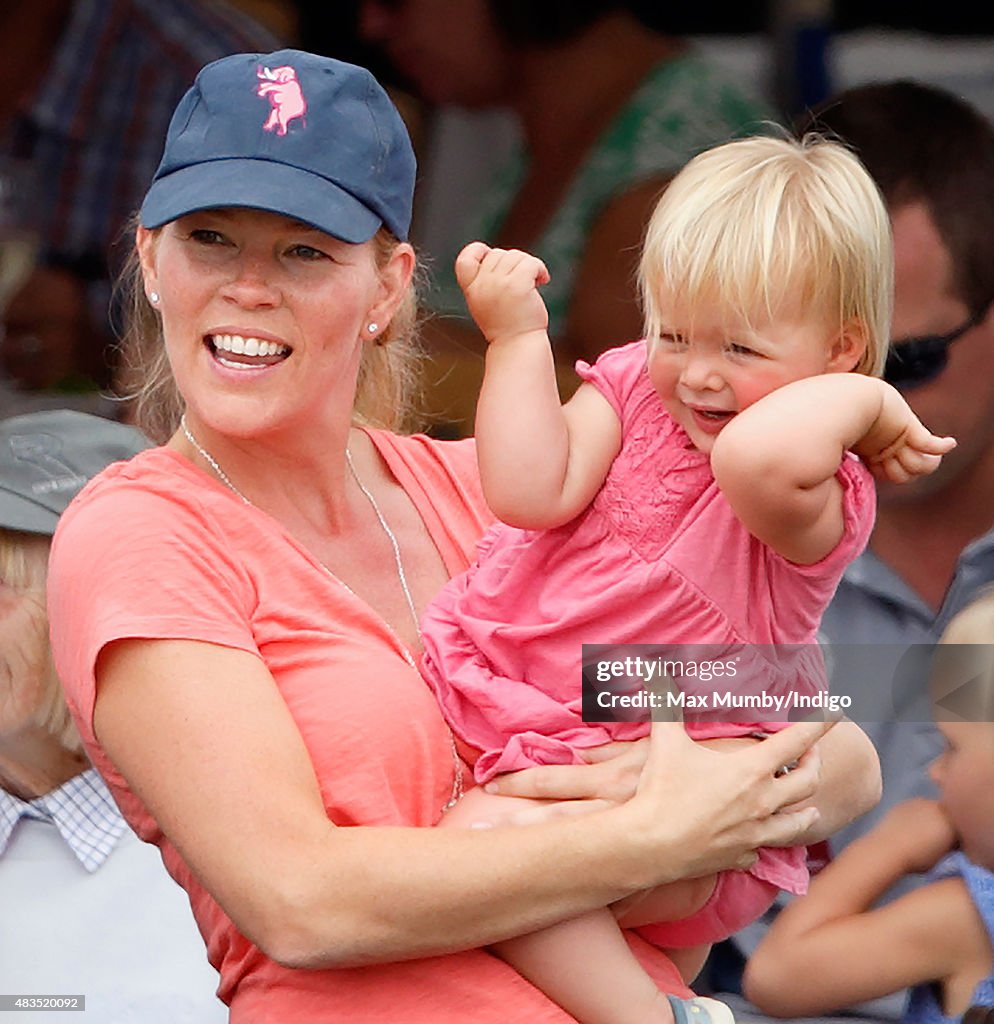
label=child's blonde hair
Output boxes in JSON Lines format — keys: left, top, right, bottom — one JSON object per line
{"left": 932, "top": 587, "right": 994, "bottom": 723}
{"left": 638, "top": 132, "right": 893, "bottom": 377}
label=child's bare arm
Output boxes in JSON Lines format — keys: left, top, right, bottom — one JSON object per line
{"left": 457, "top": 243, "right": 621, "bottom": 528}
{"left": 743, "top": 798, "right": 985, "bottom": 1016}
{"left": 710, "top": 375, "right": 955, "bottom": 564}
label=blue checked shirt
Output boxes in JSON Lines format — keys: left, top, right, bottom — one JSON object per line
{"left": 0, "top": 769, "right": 129, "bottom": 872}
{"left": 6, "top": 0, "right": 280, "bottom": 277}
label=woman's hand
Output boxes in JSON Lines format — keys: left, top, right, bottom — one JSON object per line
{"left": 461, "top": 739, "right": 650, "bottom": 828}
{"left": 483, "top": 718, "right": 877, "bottom": 848}
{"left": 620, "top": 721, "right": 829, "bottom": 882}
{"left": 485, "top": 738, "right": 650, "bottom": 804}
{"left": 473, "top": 721, "right": 833, "bottom": 880}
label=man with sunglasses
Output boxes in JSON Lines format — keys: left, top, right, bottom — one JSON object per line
{"left": 703, "top": 80, "right": 994, "bottom": 1022}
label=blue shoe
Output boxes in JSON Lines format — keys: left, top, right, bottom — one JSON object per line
{"left": 666, "top": 995, "right": 736, "bottom": 1024}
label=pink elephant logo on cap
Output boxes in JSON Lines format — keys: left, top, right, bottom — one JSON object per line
{"left": 257, "top": 65, "right": 307, "bottom": 136}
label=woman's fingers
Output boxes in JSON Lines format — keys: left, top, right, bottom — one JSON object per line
{"left": 580, "top": 738, "right": 650, "bottom": 765}
{"left": 749, "top": 717, "right": 837, "bottom": 779}
{"left": 750, "top": 805, "right": 822, "bottom": 850}
{"left": 486, "top": 755, "right": 640, "bottom": 802}
{"left": 630, "top": 719, "right": 837, "bottom": 866}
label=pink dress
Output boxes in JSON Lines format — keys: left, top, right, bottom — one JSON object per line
{"left": 421, "top": 341, "right": 875, "bottom": 902}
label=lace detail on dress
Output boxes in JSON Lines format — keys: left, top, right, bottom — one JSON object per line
{"left": 592, "top": 400, "right": 711, "bottom": 562}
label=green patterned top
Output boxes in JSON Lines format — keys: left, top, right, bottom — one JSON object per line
{"left": 428, "top": 50, "right": 772, "bottom": 340}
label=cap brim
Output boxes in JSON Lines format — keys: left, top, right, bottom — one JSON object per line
{"left": 0, "top": 488, "right": 60, "bottom": 535}
{"left": 140, "top": 158, "right": 382, "bottom": 243}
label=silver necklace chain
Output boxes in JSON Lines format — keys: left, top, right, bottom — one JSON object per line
{"left": 181, "top": 416, "right": 252, "bottom": 505}
{"left": 179, "top": 415, "right": 464, "bottom": 809}
{"left": 344, "top": 447, "right": 421, "bottom": 646}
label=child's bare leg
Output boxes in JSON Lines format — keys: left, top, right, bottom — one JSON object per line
{"left": 612, "top": 874, "right": 717, "bottom": 987}
{"left": 442, "top": 788, "right": 711, "bottom": 1024}
{"left": 612, "top": 874, "right": 717, "bottom": 929}
{"left": 666, "top": 945, "right": 711, "bottom": 988}
{"left": 494, "top": 908, "right": 675, "bottom": 1024}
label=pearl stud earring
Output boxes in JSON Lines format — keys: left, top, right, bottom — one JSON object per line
{"left": 367, "top": 322, "right": 379, "bottom": 334}
{"left": 148, "top": 291, "right": 160, "bottom": 305}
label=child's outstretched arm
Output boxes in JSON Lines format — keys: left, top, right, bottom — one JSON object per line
{"left": 456, "top": 243, "right": 622, "bottom": 528}
{"left": 743, "top": 799, "right": 989, "bottom": 1017}
{"left": 709, "top": 374, "right": 956, "bottom": 564}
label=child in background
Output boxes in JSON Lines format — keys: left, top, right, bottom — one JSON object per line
{"left": 744, "top": 590, "right": 994, "bottom": 1021}
{"left": 421, "top": 134, "right": 956, "bottom": 1024}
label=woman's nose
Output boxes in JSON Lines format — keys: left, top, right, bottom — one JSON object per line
{"left": 222, "top": 257, "right": 281, "bottom": 308}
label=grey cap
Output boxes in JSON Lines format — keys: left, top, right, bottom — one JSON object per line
{"left": 0, "top": 411, "right": 150, "bottom": 536}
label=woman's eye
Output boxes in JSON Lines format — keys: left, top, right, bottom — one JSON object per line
{"left": 189, "top": 229, "right": 227, "bottom": 246}
{"left": 288, "top": 244, "right": 329, "bottom": 262}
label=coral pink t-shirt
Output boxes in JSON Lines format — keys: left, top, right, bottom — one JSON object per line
{"left": 48, "top": 428, "right": 691, "bottom": 1022}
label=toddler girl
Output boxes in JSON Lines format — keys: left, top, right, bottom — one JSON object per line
{"left": 422, "top": 134, "right": 956, "bottom": 1024}
{"left": 745, "top": 589, "right": 994, "bottom": 1021}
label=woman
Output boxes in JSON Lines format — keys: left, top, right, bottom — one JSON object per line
{"left": 47, "top": 49, "right": 879, "bottom": 1022}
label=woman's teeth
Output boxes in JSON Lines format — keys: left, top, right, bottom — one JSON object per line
{"left": 211, "top": 334, "right": 288, "bottom": 358}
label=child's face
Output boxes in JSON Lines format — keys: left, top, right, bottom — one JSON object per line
{"left": 930, "top": 720, "right": 994, "bottom": 869}
{"left": 646, "top": 310, "right": 849, "bottom": 454}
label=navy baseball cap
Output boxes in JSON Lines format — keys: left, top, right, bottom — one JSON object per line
{"left": 140, "top": 49, "right": 416, "bottom": 243}
{"left": 0, "top": 411, "right": 149, "bottom": 536}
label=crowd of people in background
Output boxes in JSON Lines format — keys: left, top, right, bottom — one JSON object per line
{"left": 1, "top": 2, "right": 994, "bottom": 1022}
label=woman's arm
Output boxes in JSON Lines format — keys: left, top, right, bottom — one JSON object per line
{"left": 485, "top": 719, "right": 880, "bottom": 847}
{"left": 743, "top": 799, "right": 989, "bottom": 1016}
{"left": 710, "top": 374, "right": 955, "bottom": 564}
{"left": 778, "top": 717, "right": 881, "bottom": 844}
{"left": 94, "top": 636, "right": 831, "bottom": 971}
{"left": 458, "top": 243, "right": 621, "bottom": 528}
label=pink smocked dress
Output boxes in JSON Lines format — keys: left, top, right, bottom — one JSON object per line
{"left": 421, "top": 340, "right": 874, "bottom": 897}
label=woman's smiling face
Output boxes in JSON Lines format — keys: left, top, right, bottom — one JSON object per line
{"left": 137, "top": 208, "right": 412, "bottom": 439}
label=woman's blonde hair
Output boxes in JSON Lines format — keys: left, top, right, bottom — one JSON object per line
{"left": 114, "top": 222, "right": 425, "bottom": 444}
{"left": 638, "top": 132, "right": 893, "bottom": 377}
{"left": 0, "top": 529, "right": 83, "bottom": 754}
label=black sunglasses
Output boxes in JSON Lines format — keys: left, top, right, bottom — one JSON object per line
{"left": 884, "top": 304, "right": 989, "bottom": 389}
